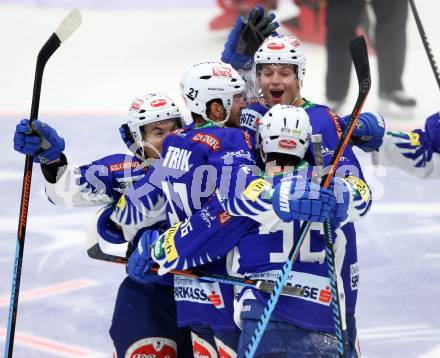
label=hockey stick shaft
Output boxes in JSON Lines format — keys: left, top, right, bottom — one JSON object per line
{"left": 244, "top": 36, "right": 370, "bottom": 358}
{"left": 87, "top": 243, "right": 303, "bottom": 297}
{"left": 313, "top": 135, "right": 347, "bottom": 356}
{"left": 408, "top": 0, "right": 440, "bottom": 91}
{"left": 313, "top": 135, "right": 347, "bottom": 355}
{"left": 5, "top": 10, "right": 81, "bottom": 358}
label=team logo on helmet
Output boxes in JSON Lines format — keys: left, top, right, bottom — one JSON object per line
{"left": 278, "top": 139, "right": 297, "bottom": 149}
{"left": 212, "top": 66, "right": 232, "bottom": 78}
{"left": 125, "top": 337, "right": 177, "bottom": 358}
{"left": 267, "top": 42, "right": 285, "bottom": 50}
{"left": 130, "top": 99, "right": 144, "bottom": 111}
{"left": 287, "top": 36, "right": 301, "bottom": 48}
{"left": 150, "top": 98, "right": 168, "bottom": 107}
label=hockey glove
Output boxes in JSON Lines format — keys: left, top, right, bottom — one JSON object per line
{"left": 272, "top": 177, "right": 336, "bottom": 223}
{"left": 14, "top": 119, "right": 65, "bottom": 163}
{"left": 340, "top": 112, "right": 385, "bottom": 152}
{"left": 327, "top": 177, "right": 351, "bottom": 227}
{"left": 127, "top": 230, "right": 163, "bottom": 284}
{"left": 221, "top": 5, "right": 279, "bottom": 70}
{"left": 425, "top": 111, "right": 440, "bottom": 153}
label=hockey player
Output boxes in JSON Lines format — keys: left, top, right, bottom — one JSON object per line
{"left": 377, "top": 112, "right": 440, "bottom": 178}
{"left": 13, "top": 93, "right": 194, "bottom": 357}
{"left": 129, "top": 105, "right": 365, "bottom": 357}
{"left": 112, "top": 61, "right": 342, "bottom": 357}
{"left": 337, "top": 108, "right": 440, "bottom": 178}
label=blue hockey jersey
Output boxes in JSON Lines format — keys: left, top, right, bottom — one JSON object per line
{"left": 150, "top": 99, "right": 371, "bottom": 332}
{"left": 112, "top": 124, "right": 259, "bottom": 330}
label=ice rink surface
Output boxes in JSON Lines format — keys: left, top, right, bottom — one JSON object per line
{"left": 0, "top": 1, "right": 439, "bottom": 357}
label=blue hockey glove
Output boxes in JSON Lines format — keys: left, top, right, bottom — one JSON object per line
{"left": 119, "top": 123, "right": 135, "bottom": 150}
{"left": 127, "top": 230, "right": 163, "bottom": 284}
{"left": 327, "top": 177, "right": 351, "bottom": 227}
{"left": 425, "top": 111, "right": 440, "bottom": 153}
{"left": 221, "top": 5, "right": 279, "bottom": 70}
{"left": 14, "top": 119, "right": 65, "bottom": 163}
{"left": 272, "top": 178, "right": 336, "bottom": 223}
{"left": 340, "top": 112, "right": 385, "bottom": 152}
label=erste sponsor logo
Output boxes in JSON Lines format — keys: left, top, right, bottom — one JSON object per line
{"left": 174, "top": 276, "right": 225, "bottom": 308}
{"left": 110, "top": 161, "right": 141, "bottom": 172}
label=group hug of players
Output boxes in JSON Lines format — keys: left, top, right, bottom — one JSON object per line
{"left": 13, "top": 6, "right": 440, "bottom": 358}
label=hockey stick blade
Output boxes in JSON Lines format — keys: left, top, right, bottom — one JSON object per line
{"left": 87, "top": 242, "right": 303, "bottom": 298}
{"left": 55, "top": 9, "right": 82, "bottom": 44}
{"left": 5, "top": 10, "right": 82, "bottom": 358}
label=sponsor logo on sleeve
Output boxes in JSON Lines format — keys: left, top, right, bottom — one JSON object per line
{"left": 328, "top": 110, "right": 342, "bottom": 139}
{"left": 170, "top": 128, "right": 186, "bottom": 137}
{"left": 243, "top": 179, "right": 271, "bottom": 202}
{"left": 125, "top": 337, "right": 177, "bottom": 358}
{"left": 116, "top": 195, "right": 126, "bottom": 211}
{"left": 192, "top": 132, "right": 221, "bottom": 151}
{"left": 200, "top": 207, "right": 217, "bottom": 228}
{"left": 240, "top": 111, "right": 257, "bottom": 130}
{"left": 164, "top": 222, "right": 181, "bottom": 262}
{"left": 109, "top": 161, "right": 141, "bottom": 172}
{"left": 409, "top": 132, "right": 421, "bottom": 146}
{"left": 345, "top": 175, "right": 370, "bottom": 203}
{"left": 217, "top": 211, "right": 232, "bottom": 225}
{"left": 350, "top": 263, "right": 359, "bottom": 290}
{"left": 221, "top": 150, "right": 253, "bottom": 161}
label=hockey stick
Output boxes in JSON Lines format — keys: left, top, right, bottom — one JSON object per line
{"left": 244, "top": 36, "right": 371, "bottom": 358}
{"left": 313, "top": 135, "right": 348, "bottom": 357}
{"left": 409, "top": 0, "right": 440, "bottom": 91}
{"left": 4, "top": 10, "right": 82, "bottom": 358}
{"left": 87, "top": 242, "right": 303, "bottom": 298}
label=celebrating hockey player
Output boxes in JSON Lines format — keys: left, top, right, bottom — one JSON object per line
{"left": 111, "top": 60, "right": 344, "bottom": 357}
{"left": 128, "top": 104, "right": 366, "bottom": 357}
{"left": 377, "top": 112, "right": 440, "bottom": 177}
{"left": 13, "top": 93, "right": 194, "bottom": 357}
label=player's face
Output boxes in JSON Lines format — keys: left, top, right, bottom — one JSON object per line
{"left": 227, "top": 93, "right": 246, "bottom": 127}
{"left": 142, "top": 119, "right": 179, "bottom": 159}
{"left": 258, "top": 64, "right": 300, "bottom": 107}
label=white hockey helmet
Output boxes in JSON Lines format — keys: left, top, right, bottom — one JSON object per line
{"left": 258, "top": 104, "right": 312, "bottom": 160}
{"left": 254, "top": 35, "right": 306, "bottom": 87}
{"left": 180, "top": 61, "right": 245, "bottom": 126}
{"left": 127, "top": 93, "right": 183, "bottom": 157}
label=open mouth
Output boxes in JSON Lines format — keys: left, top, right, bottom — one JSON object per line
{"left": 270, "top": 90, "right": 284, "bottom": 101}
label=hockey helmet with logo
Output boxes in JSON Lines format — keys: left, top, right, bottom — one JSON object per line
{"left": 127, "top": 93, "right": 183, "bottom": 157}
{"left": 180, "top": 61, "right": 245, "bottom": 126}
{"left": 254, "top": 35, "right": 306, "bottom": 87}
{"left": 258, "top": 104, "right": 312, "bottom": 160}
